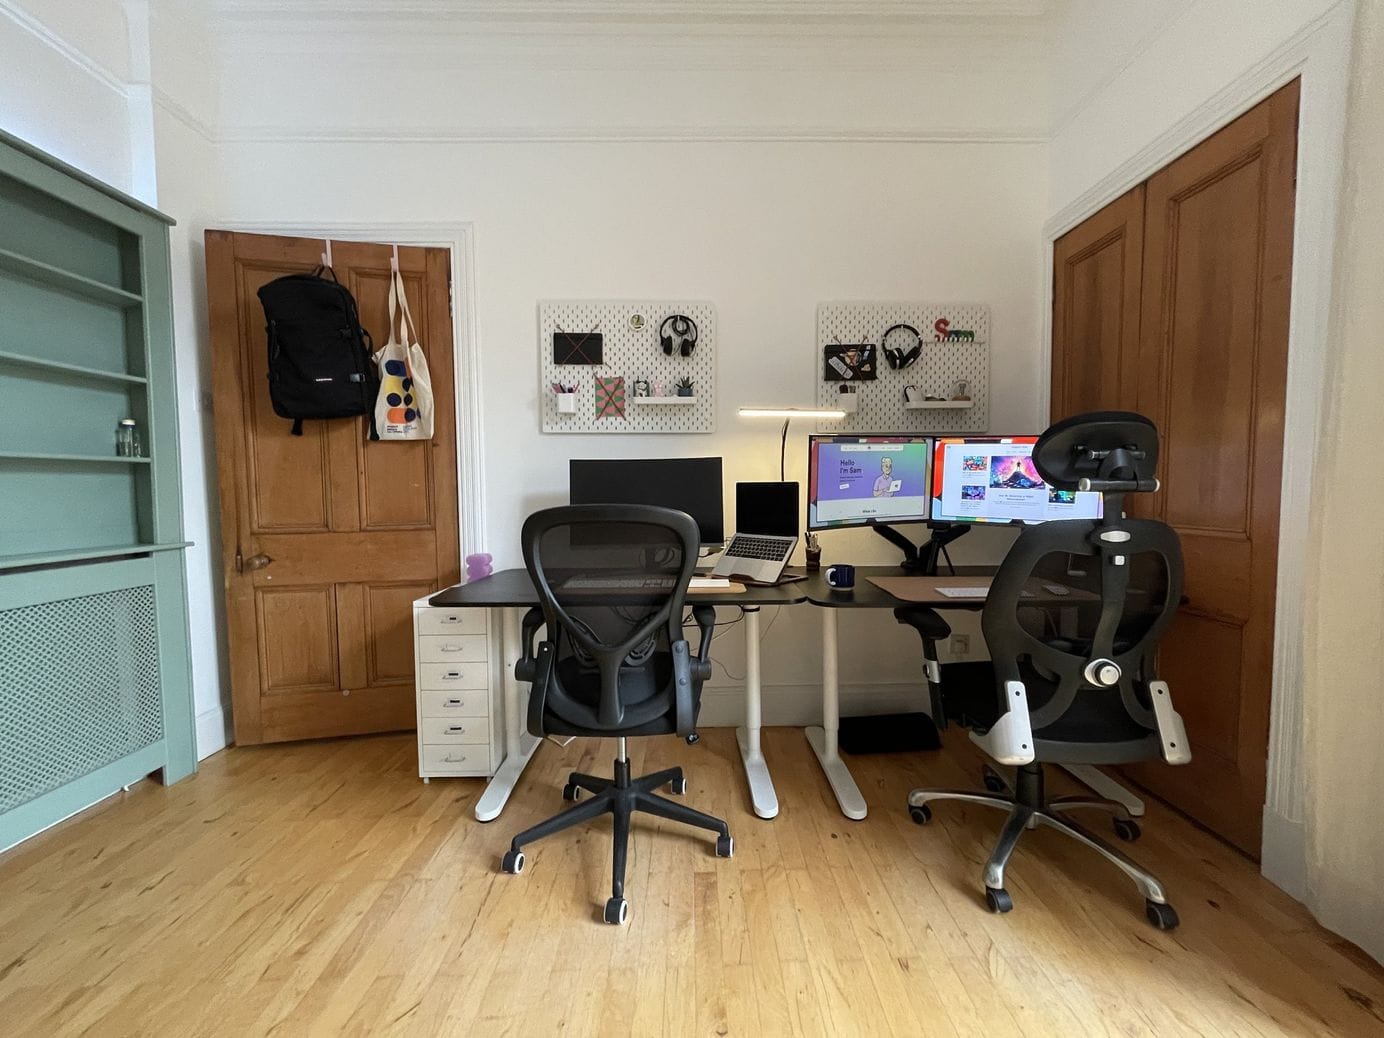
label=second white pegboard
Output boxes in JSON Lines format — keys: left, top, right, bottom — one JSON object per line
{"left": 815, "top": 302, "right": 990, "bottom": 433}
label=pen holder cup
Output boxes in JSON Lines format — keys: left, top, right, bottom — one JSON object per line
{"left": 556, "top": 393, "right": 578, "bottom": 414}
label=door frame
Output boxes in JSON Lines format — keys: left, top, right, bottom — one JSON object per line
{"left": 212, "top": 222, "right": 484, "bottom": 571}
{"left": 1038, "top": 4, "right": 1354, "bottom": 893}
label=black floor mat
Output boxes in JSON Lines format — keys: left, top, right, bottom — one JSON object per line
{"left": 839, "top": 712, "right": 942, "bottom": 754}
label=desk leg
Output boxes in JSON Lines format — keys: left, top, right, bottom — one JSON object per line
{"left": 1061, "top": 763, "right": 1146, "bottom": 818}
{"left": 806, "top": 608, "right": 867, "bottom": 820}
{"left": 475, "top": 606, "right": 542, "bottom": 822}
{"left": 735, "top": 606, "right": 779, "bottom": 820}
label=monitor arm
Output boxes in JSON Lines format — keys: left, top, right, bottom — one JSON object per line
{"left": 872, "top": 523, "right": 969, "bottom": 575}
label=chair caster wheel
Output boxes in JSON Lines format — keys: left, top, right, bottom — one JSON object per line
{"left": 1113, "top": 817, "right": 1141, "bottom": 842}
{"left": 715, "top": 834, "right": 734, "bottom": 858}
{"left": 1145, "top": 900, "right": 1179, "bottom": 930}
{"left": 562, "top": 783, "right": 580, "bottom": 802}
{"left": 501, "top": 850, "right": 525, "bottom": 875}
{"left": 982, "top": 768, "right": 1007, "bottom": 794}
{"left": 669, "top": 777, "right": 688, "bottom": 795}
{"left": 909, "top": 804, "right": 932, "bottom": 825}
{"left": 685, "top": 732, "right": 700, "bottom": 745}
{"left": 985, "top": 887, "right": 1013, "bottom": 913}
{"left": 604, "top": 897, "right": 629, "bottom": 925}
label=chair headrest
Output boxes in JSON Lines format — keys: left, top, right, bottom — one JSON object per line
{"left": 1033, "top": 411, "right": 1160, "bottom": 493}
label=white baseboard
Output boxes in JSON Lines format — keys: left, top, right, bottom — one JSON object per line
{"left": 195, "top": 705, "right": 232, "bottom": 760}
{"left": 697, "top": 682, "right": 929, "bottom": 728}
{"left": 1260, "top": 806, "right": 1307, "bottom": 902}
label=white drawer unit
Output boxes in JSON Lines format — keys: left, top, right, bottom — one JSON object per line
{"left": 414, "top": 597, "right": 504, "bottom": 780}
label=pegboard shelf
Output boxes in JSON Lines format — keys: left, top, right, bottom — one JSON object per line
{"left": 632, "top": 396, "right": 698, "bottom": 405}
{"left": 815, "top": 302, "right": 990, "bottom": 433}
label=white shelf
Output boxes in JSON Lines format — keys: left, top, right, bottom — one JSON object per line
{"left": 903, "top": 399, "right": 974, "bottom": 410}
{"left": 632, "top": 395, "right": 698, "bottom": 405}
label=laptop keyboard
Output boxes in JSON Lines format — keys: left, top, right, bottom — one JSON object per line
{"left": 724, "top": 534, "right": 793, "bottom": 562}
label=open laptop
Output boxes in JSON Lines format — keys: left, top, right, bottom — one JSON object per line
{"left": 712, "top": 482, "right": 799, "bottom": 584}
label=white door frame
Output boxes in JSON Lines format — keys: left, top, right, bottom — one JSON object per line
{"left": 1038, "top": 4, "right": 1354, "bottom": 896}
{"left": 213, "top": 221, "right": 485, "bottom": 566}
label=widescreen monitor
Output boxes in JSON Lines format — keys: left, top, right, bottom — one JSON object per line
{"left": 930, "top": 435, "right": 1102, "bottom": 524}
{"left": 569, "top": 457, "right": 725, "bottom": 545}
{"left": 806, "top": 435, "right": 932, "bottom": 531}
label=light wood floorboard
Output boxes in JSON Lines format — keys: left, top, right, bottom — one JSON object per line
{"left": 0, "top": 729, "right": 1381, "bottom": 1036}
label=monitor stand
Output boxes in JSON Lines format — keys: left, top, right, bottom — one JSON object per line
{"left": 873, "top": 524, "right": 969, "bottom": 576}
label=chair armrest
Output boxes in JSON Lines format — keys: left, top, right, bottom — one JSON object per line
{"left": 525, "top": 641, "right": 556, "bottom": 738}
{"left": 690, "top": 605, "right": 716, "bottom": 682}
{"left": 894, "top": 606, "right": 952, "bottom": 727}
{"left": 513, "top": 607, "right": 545, "bottom": 683}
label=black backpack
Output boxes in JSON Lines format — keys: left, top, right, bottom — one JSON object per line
{"left": 257, "top": 267, "right": 379, "bottom": 436}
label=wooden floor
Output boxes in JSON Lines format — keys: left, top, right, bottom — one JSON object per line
{"left": 1, "top": 730, "right": 1381, "bottom": 1037}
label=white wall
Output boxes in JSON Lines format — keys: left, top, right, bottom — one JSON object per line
{"left": 149, "top": 0, "right": 229, "bottom": 757}
{"left": 0, "top": 0, "right": 143, "bottom": 194}
{"left": 1049, "top": 0, "right": 1340, "bottom": 218}
{"left": 214, "top": 138, "right": 1046, "bottom": 722}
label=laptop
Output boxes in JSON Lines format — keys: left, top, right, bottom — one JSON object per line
{"left": 712, "top": 482, "right": 799, "bottom": 584}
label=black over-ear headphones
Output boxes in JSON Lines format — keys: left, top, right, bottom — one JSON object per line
{"left": 881, "top": 323, "right": 922, "bottom": 370}
{"left": 659, "top": 314, "right": 699, "bottom": 357}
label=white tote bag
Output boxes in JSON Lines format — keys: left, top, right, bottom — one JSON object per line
{"left": 372, "top": 267, "right": 435, "bottom": 440}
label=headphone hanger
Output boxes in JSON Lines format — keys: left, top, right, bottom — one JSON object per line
{"left": 659, "top": 313, "right": 699, "bottom": 357}
{"left": 881, "top": 323, "right": 922, "bottom": 370}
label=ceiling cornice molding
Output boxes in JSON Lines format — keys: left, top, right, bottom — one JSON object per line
{"left": 207, "top": 0, "right": 1058, "bottom": 41}
{"left": 216, "top": 124, "right": 1049, "bottom": 145}
{"left": 0, "top": 0, "right": 128, "bottom": 95}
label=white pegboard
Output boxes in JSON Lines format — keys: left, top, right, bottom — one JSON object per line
{"left": 539, "top": 299, "right": 717, "bottom": 434}
{"left": 814, "top": 302, "right": 990, "bottom": 433}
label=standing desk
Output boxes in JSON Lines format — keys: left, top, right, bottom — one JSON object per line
{"left": 429, "top": 569, "right": 808, "bottom": 822}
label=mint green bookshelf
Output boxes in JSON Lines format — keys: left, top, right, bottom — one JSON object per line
{"left": 0, "top": 129, "right": 196, "bottom": 851}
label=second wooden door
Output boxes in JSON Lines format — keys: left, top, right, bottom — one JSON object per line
{"left": 207, "top": 232, "right": 460, "bottom": 745}
{"left": 1050, "top": 81, "right": 1299, "bottom": 854}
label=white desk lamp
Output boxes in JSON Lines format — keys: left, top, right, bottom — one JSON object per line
{"left": 738, "top": 406, "right": 847, "bottom": 480}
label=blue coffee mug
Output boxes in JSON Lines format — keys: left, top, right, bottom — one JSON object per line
{"left": 825, "top": 564, "right": 856, "bottom": 591}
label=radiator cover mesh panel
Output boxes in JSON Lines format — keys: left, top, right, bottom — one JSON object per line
{"left": 0, "top": 586, "right": 163, "bottom": 814}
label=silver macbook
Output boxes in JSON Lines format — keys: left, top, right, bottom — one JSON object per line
{"left": 712, "top": 482, "right": 799, "bottom": 584}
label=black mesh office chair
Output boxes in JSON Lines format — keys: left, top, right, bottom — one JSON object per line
{"left": 902, "top": 412, "right": 1192, "bottom": 929}
{"left": 498, "top": 504, "right": 732, "bottom": 925}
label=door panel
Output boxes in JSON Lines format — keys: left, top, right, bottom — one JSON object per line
{"left": 256, "top": 586, "right": 339, "bottom": 694}
{"left": 208, "top": 231, "right": 460, "bottom": 744}
{"left": 1122, "top": 81, "right": 1299, "bottom": 854}
{"left": 366, "top": 582, "right": 434, "bottom": 685}
{"left": 1051, "top": 185, "right": 1144, "bottom": 418}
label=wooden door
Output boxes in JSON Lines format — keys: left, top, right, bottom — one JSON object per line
{"left": 1050, "top": 185, "right": 1145, "bottom": 419}
{"left": 1122, "top": 82, "right": 1298, "bottom": 854}
{"left": 206, "top": 232, "right": 460, "bottom": 745}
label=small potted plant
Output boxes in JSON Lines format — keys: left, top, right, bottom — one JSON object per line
{"left": 675, "top": 376, "right": 694, "bottom": 398}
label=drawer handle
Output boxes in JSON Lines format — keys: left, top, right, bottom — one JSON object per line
{"left": 441, "top": 645, "right": 464, "bottom": 653}
{"left": 442, "top": 615, "right": 464, "bottom": 624}
{"left": 444, "top": 697, "right": 464, "bottom": 707}
{"left": 443, "top": 753, "right": 467, "bottom": 763}
{"left": 444, "top": 671, "right": 462, "bottom": 680}
{"left": 446, "top": 725, "right": 466, "bottom": 734}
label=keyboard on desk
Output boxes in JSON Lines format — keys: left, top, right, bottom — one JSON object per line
{"left": 722, "top": 534, "right": 794, "bottom": 562}
{"left": 560, "top": 576, "right": 676, "bottom": 591}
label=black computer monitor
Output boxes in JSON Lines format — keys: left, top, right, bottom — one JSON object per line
{"left": 569, "top": 457, "right": 725, "bottom": 545}
{"left": 929, "top": 435, "right": 1102, "bottom": 524}
{"left": 806, "top": 435, "right": 932, "bottom": 532}
{"left": 735, "top": 481, "right": 798, "bottom": 538}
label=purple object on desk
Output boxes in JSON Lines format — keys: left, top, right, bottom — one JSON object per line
{"left": 465, "top": 553, "right": 493, "bottom": 581}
